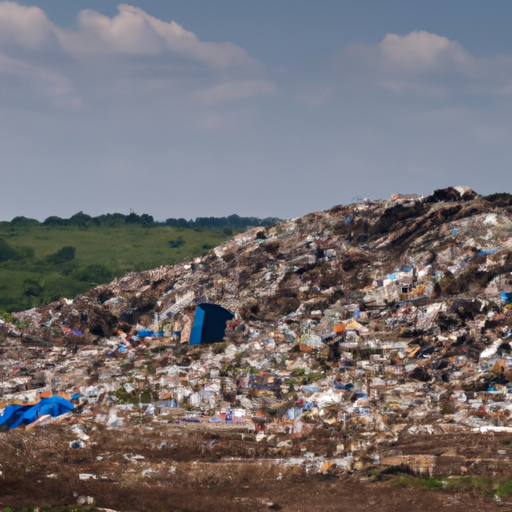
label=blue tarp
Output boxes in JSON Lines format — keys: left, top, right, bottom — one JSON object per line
{"left": 189, "top": 303, "right": 235, "bottom": 345}
{"left": 335, "top": 383, "right": 354, "bottom": 390}
{"left": 502, "top": 292, "right": 512, "bottom": 305}
{"left": 478, "top": 249, "right": 497, "bottom": 257}
{"left": 0, "top": 396, "right": 74, "bottom": 431}
{"left": 137, "top": 329, "right": 163, "bottom": 338}
{"left": 137, "top": 329, "right": 155, "bottom": 338}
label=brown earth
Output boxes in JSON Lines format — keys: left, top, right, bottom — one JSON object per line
{"left": 1, "top": 473, "right": 505, "bottom": 512}
{"left": 1, "top": 427, "right": 510, "bottom": 512}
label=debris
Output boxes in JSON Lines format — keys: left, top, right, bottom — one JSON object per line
{"left": 77, "top": 496, "right": 95, "bottom": 505}
{"left": 262, "top": 501, "right": 281, "bottom": 509}
{"left": 3, "top": 187, "right": 512, "bottom": 481}
{"left": 78, "top": 473, "right": 97, "bottom": 481}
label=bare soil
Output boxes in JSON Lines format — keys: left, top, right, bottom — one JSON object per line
{"left": 1, "top": 427, "right": 510, "bottom": 512}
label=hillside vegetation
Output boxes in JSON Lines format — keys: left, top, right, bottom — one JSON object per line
{"left": 0, "top": 212, "right": 278, "bottom": 313}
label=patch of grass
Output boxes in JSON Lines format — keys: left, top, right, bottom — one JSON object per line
{"left": 0, "top": 223, "right": 229, "bottom": 312}
{"left": 391, "top": 474, "right": 512, "bottom": 498}
{"left": 446, "top": 476, "right": 490, "bottom": 493}
{"left": 496, "top": 479, "right": 512, "bottom": 498}
{"left": 301, "top": 371, "right": 324, "bottom": 385}
{"left": 222, "top": 252, "right": 236, "bottom": 263}
{"left": 212, "top": 342, "right": 227, "bottom": 354}
{"left": 393, "top": 475, "right": 445, "bottom": 490}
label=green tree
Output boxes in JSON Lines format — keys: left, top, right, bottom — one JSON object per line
{"left": 46, "top": 246, "right": 76, "bottom": 265}
{"left": 0, "top": 238, "right": 19, "bottom": 262}
{"left": 76, "top": 264, "right": 114, "bottom": 284}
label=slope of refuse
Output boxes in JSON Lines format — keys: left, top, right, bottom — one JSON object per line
{"left": 3, "top": 186, "right": 512, "bottom": 485}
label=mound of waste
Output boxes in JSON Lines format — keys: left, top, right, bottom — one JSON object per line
{"left": 3, "top": 186, "right": 512, "bottom": 476}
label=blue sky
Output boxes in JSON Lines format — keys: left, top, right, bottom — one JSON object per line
{"left": 1, "top": 1, "right": 512, "bottom": 221}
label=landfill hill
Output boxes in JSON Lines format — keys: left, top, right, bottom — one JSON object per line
{"left": 3, "top": 186, "right": 512, "bottom": 511}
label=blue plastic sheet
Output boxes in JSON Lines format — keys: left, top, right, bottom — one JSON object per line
{"left": 501, "top": 292, "right": 512, "bottom": 305}
{"left": 478, "top": 249, "right": 497, "bottom": 257}
{"left": 137, "top": 329, "right": 155, "bottom": 338}
{"left": 286, "top": 408, "right": 303, "bottom": 420}
{"left": 0, "top": 396, "right": 74, "bottom": 431}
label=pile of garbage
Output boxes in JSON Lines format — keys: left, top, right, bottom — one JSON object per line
{"left": 2, "top": 186, "right": 512, "bottom": 473}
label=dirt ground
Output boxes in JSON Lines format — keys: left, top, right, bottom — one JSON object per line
{"left": 1, "top": 471, "right": 507, "bottom": 512}
{"left": 1, "top": 426, "right": 512, "bottom": 512}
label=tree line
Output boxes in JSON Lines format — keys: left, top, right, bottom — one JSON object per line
{"left": 6, "top": 212, "right": 281, "bottom": 229}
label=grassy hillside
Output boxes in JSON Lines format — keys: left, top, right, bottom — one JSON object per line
{"left": 0, "top": 222, "right": 229, "bottom": 313}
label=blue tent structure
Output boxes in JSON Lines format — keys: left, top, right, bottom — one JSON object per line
{"left": 189, "top": 304, "right": 235, "bottom": 345}
{"left": 0, "top": 396, "right": 74, "bottom": 431}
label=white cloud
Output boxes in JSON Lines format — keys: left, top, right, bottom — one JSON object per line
{"left": 0, "top": 2, "right": 271, "bottom": 111}
{"left": 377, "top": 31, "right": 473, "bottom": 74}
{"left": 0, "top": 2, "right": 256, "bottom": 68}
{"left": 55, "top": 4, "right": 256, "bottom": 69}
{"left": 0, "top": 1, "right": 52, "bottom": 49}
{"left": 340, "top": 30, "right": 512, "bottom": 98}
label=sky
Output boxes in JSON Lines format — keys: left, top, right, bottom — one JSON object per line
{"left": 1, "top": 1, "right": 512, "bottom": 222}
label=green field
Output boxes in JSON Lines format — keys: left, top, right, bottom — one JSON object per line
{"left": 0, "top": 222, "right": 229, "bottom": 313}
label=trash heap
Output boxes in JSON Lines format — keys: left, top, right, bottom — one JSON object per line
{"left": 3, "top": 186, "right": 512, "bottom": 474}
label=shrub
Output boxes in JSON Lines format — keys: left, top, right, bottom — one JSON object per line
{"left": 168, "top": 237, "right": 185, "bottom": 248}
{"left": 46, "top": 246, "right": 76, "bottom": 265}
{"left": 43, "top": 215, "right": 67, "bottom": 226}
{"left": 10, "top": 216, "right": 39, "bottom": 226}
{"left": 0, "top": 309, "right": 16, "bottom": 323}
{"left": 0, "top": 238, "right": 19, "bottom": 262}
{"left": 212, "top": 342, "right": 226, "bottom": 354}
{"left": 76, "top": 264, "right": 114, "bottom": 284}
{"left": 222, "top": 252, "right": 236, "bottom": 263}
{"left": 23, "top": 278, "right": 43, "bottom": 297}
